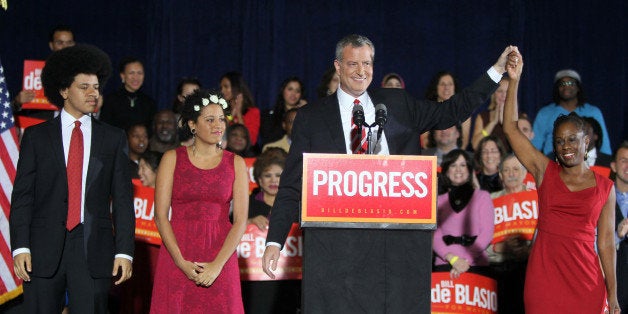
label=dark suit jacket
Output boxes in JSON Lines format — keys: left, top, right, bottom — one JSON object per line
{"left": 10, "top": 116, "right": 135, "bottom": 278}
{"left": 617, "top": 201, "right": 628, "bottom": 311}
{"left": 266, "top": 73, "right": 497, "bottom": 313}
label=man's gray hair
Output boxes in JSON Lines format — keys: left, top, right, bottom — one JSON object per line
{"left": 335, "top": 34, "right": 375, "bottom": 62}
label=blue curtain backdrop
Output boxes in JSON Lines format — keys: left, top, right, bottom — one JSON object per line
{"left": 0, "top": 0, "right": 625, "bottom": 148}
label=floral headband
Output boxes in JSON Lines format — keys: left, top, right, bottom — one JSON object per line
{"left": 193, "top": 94, "right": 228, "bottom": 112}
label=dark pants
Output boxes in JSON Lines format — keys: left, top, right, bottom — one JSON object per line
{"left": 23, "top": 225, "right": 111, "bottom": 313}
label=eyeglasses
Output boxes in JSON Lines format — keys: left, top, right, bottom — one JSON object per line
{"left": 559, "top": 81, "right": 577, "bottom": 87}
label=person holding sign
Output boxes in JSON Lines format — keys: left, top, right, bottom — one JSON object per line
{"left": 150, "top": 90, "right": 248, "bottom": 313}
{"left": 433, "top": 149, "right": 495, "bottom": 279}
{"left": 502, "top": 53, "right": 620, "bottom": 313}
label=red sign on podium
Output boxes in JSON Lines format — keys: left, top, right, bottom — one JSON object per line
{"left": 301, "top": 154, "right": 437, "bottom": 229}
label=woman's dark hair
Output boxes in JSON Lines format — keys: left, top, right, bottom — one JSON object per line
{"left": 220, "top": 71, "right": 256, "bottom": 112}
{"left": 474, "top": 135, "right": 506, "bottom": 171}
{"left": 226, "top": 123, "right": 253, "bottom": 156}
{"left": 139, "top": 150, "right": 163, "bottom": 171}
{"left": 582, "top": 116, "right": 603, "bottom": 150}
{"left": 253, "top": 148, "right": 287, "bottom": 184}
{"left": 440, "top": 149, "right": 474, "bottom": 187}
{"left": 172, "top": 77, "right": 202, "bottom": 113}
{"left": 41, "top": 44, "right": 112, "bottom": 108}
{"left": 424, "top": 71, "right": 460, "bottom": 101}
{"left": 551, "top": 112, "right": 586, "bottom": 152}
{"left": 179, "top": 89, "right": 230, "bottom": 139}
{"left": 118, "top": 56, "right": 143, "bottom": 74}
{"left": 267, "top": 77, "right": 304, "bottom": 135}
{"left": 316, "top": 67, "right": 338, "bottom": 99}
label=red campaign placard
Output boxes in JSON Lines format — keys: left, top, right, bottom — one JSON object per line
{"left": 491, "top": 190, "right": 539, "bottom": 244}
{"left": 237, "top": 223, "right": 302, "bottom": 281}
{"left": 21, "top": 60, "right": 58, "bottom": 111}
{"left": 591, "top": 165, "right": 611, "bottom": 178}
{"left": 243, "top": 157, "right": 258, "bottom": 193}
{"left": 15, "top": 115, "right": 46, "bottom": 133}
{"left": 302, "top": 154, "right": 437, "bottom": 225}
{"left": 431, "top": 272, "right": 498, "bottom": 314}
{"left": 523, "top": 172, "right": 536, "bottom": 190}
{"left": 132, "top": 179, "right": 162, "bottom": 245}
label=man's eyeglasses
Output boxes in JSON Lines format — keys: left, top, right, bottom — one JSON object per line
{"left": 559, "top": 81, "right": 577, "bottom": 87}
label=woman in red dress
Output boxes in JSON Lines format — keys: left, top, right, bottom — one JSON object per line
{"left": 502, "top": 52, "right": 620, "bottom": 313}
{"left": 150, "top": 89, "right": 249, "bottom": 313}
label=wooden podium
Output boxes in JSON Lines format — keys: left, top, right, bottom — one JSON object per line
{"left": 299, "top": 153, "right": 437, "bottom": 313}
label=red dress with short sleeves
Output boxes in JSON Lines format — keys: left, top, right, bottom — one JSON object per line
{"left": 524, "top": 161, "right": 612, "bottom": 313}
{"left": 150, "top": 147, "right": 243, "bottom": 313}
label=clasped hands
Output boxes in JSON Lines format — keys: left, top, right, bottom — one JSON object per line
{"left": 178, "top": 259, "right": 222, "bottom": 287}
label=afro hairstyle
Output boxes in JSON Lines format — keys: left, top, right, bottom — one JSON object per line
{"left": 41, "top": 44, "right": 112, "bottom": 108}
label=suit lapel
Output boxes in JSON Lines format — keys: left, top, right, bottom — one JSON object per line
{"left": 47, "top": 117, "right": 67, "bottom": 172}
{"left": 322, "top": 94, "right": 347, "bottom": 153}
{"left": 86, "top": 118, "right": 104, "bottom": 196}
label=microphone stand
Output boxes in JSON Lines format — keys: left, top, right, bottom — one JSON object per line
{"left": 365, "top": 122, "right": 379, "bottom": 154}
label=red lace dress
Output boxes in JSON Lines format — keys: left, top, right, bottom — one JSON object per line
{"left": 524, "top": 161, "right": 612, "bottom": 313}
{"left": 150, "top": 147, "right": 243, "bottom": 313}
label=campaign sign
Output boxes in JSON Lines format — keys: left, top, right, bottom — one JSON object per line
{"left": 21, "top": 60, "right": 57, "bottom": 110}
{"left": 301, "top": 154, "right": 437, "bottom": 229}
{"left": 491, "top": 190, "right": 539, "bottom": 244}
{"left": 243, "top": 157, "right": 258, "bottom": 193}
{"left": 431, "top": 272, "right": 498, "bottom": 314}
{"left": 237, "top": 223, "right": 302, "bottom": 281}
{"left": 132, "top": 179, "right": 162, "bottom": 245}
{"left": 591, "top": 165, "right": 611, "bottom": 178}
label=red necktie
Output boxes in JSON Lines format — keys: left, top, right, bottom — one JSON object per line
{"left": 350, "top": 99, "right": 367, "bottom": 154}
{"left": 67, "top": 120, "right": 83, "bottom": 230}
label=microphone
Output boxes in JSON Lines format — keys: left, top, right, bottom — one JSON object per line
{"left": 352, "top": 104, "right": 365, "bottom": 129}
{"left": 375, "top": 103, "right": 387, "bottom": 141}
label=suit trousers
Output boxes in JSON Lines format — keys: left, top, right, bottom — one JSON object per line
{"left": 23, "top": 225, "right": 111, "bottom": 313}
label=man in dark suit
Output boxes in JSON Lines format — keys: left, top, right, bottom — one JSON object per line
{"left": 262, "top": 34, "right": 520, "bottom": 313}
{"left": 611, "top": 141, "right": 628, "bottom": 312}
{"left": 10, "top": 44, "right": 135, "bottom": 313}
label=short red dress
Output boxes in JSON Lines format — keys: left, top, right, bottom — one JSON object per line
{"left": 150, "top": 147, "right": 243, "bottom": 313}
{"left": 524, "top": 161, "right": 612, "bottom": 313}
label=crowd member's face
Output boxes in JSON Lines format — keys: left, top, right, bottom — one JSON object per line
{"left": 437, "top": 75, "right": 455, "bottom": 101}
{"left": 500, "top": 157, "right": 527, "bottom": 192}
{"left": 493, "top": 80, "right": 509, "bottom": 107}
{"left": 283, "top": 81, "right": 302, "bottom": 109}
{"left": 611, "top": 148, "right": 628, "bottom": 185}
{"left": 154, "top": 111, "right": 177, "bottom": 144}
{"left": 259, "top": 164, "right": 282, "bottom": 196}
{"left": 446, "top": 155, "right": 470, "bottom": 187}
{"left": 60, "top": 74, "right": 99, "bottom": 119}
{"left": 334, "top": 45, "right": 373, "bottom": 98}
{"left": 138, "top": 159, "right": 157, "bottom": 188}
{"left": 558, "top": 77, "right": 579, "bottom": 102}
{"left": 227, "top": 127, "right": 248, "bottom": 152}
{"left": 583, "top": 122, "right": 597, "bottom": 151}
{"left": 481, "top": 140, "right": 501, "bottom": 174}
{"left": 434, "top": 125, "right": 459, "bottom": 148}
{"left": 128, "top": 126, "right": 148, "bottom": 156}
{"left": 177, "top": 83, "right": 200, "bottom": 102}
{"left": 220, "top": 78, "right": 233, "bottom": 101}
{"left": 553, "top": 121, "right": 588, "bottom": 167}
{"left": 328, "top": 73, "right": 340, "bottom": 95}
{"left": 120, "top": 62, "right": 145, "bottom": 93}
{"left": 384, "top": 77, "right": 402, "bottom": 89}
{"left": 49, "top": 31, "right": 75, "bottom": 51}
{"left": 190, "top": 104, "right": 226, "bottom": 146}
{"left": 517, "top": 119, "right": 534, "bottom": 140}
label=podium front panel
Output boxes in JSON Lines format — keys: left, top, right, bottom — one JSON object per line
{"left": 301, "top": 153, "right": 437, "bottom": 230}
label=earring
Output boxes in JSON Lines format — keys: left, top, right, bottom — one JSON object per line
{"left": 191, "top": 129, "right": 196, "bottom": 137}
{"left": 216, "top": 141, "right": 223, "bottom": 150}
